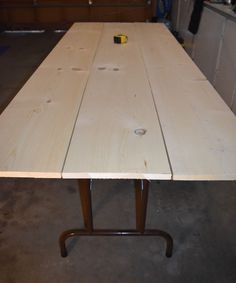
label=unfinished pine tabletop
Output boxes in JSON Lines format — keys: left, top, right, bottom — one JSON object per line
{"left": 0, "top": 23, "right": 236, "bottom": 181}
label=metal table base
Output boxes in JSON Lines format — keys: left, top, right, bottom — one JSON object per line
{"left": 59, "top": 179, "right": 173, "bottom": 258}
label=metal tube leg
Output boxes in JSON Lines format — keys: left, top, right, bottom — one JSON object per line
{"left": 135, "top": 179, "right": 149, "bottom": 233}
{"left": 78, "top": 179, "right": 93, "bottom": 232}
{"left": 59, "top": 179, "right": 173, "bottom": 258}
{"left": 59, "top": 179, "right": 93, "bottom": 257}
{"left": 135, "top": 179, "right": 173, "bottom": 257}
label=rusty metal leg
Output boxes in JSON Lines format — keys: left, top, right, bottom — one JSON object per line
{"left": 135, "top": 179, "right": 173, "bottom": 257}
{"left": 59, "top": 179, "right": 93, "bottom": 257}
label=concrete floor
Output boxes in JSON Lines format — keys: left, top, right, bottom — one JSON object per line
{"left": 0, "top": 31, "right": 236, "bottom": 283}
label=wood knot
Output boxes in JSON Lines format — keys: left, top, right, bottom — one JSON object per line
{"left": 72, "top": 67, "right": 82, "bottom": 71}
{"left": 134, "top": 129, "right": 147, "bottom": 136}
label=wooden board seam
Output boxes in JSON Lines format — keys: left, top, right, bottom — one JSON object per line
{"left": 134, "top": 24, "right": 174, "bottom": 180}
{"left": 60, "top": 23, "right": 104, "bottom": 178}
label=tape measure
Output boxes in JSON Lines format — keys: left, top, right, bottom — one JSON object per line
{"left": 113, "top": 34, "right": 128, "bottom": 44}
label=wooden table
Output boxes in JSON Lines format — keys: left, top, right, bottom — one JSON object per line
{"left": 0, "top": 23, "right": 236, "bottom": 258}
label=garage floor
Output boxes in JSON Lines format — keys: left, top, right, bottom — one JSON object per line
{"left": 0, "top": 31, "right": 236, "bottom": 283}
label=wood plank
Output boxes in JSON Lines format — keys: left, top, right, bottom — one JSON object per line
{"left": 40, "top": 23, "right": 103, "bottom": 70}
{"left": 0, "top": 23, "right": 103, "bottom": 178}
{"left": 133, "top": 23, "right": 205, "bottom": 79}
{"left": 63, "top": 23, "right": 171, "bottom": 180}
{"left": 136, "top": 23, "right": 236, "bottom": 180}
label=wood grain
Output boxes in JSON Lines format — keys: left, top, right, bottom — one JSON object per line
{"left": 136, "top": 23, "right": 236, "bottom": 180}
{"left": 40, "top": 23, "right": 103, "bottom": 70}
{"left": 1, "top": 23, "right": 236, "bottom": 181}
{"left": 0, "top": 23, "right": 103, "bottom": 178}
{"left": 62, "top": 23, "right": 171, "bottom": 180}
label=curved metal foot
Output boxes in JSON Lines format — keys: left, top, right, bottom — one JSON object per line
{"left": 59, "top": 229, "right": 79, "bottom": 257}
{"left": 59, "top": 228, "right": 173, "bottom": 258}
{"left": 160, "top": 230, "right": 173, "bottom": 257}
{"left": 145, "top": 229, "right": 173, "bottom": 257}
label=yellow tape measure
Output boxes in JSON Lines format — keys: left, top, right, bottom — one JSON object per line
{"left": 113, "top": 34, "right": 128, "bottom": 44}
